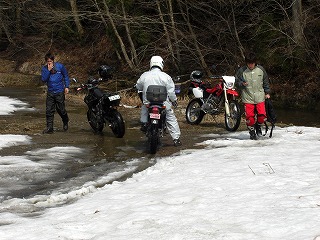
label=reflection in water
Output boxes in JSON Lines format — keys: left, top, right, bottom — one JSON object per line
{"left": 276, "top": 108, "right": 320, "bottom": 127}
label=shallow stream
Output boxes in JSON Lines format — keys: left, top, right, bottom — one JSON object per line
{"left": 0, "top": 86, "right": 319, "bottom": 215}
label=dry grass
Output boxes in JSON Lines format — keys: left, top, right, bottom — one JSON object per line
{"left": 119, "top": 91, "right": 142, "bottom": 107}
{"left": 0, "top": 59, "right": 16, "bottom": 73}
{"left": 0, "top": 72, "right": 40, "bottom": 87}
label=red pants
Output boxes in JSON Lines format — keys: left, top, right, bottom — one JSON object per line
{"left": 244, "top": 102, "right": 267, "bottom": 127}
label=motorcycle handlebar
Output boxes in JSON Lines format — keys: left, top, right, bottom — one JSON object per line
{"left": 209, "top": 76, "right": 223, "bottom": 79}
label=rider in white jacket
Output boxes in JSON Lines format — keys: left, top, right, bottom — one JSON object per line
{"left": 136, "top": 56, "right": 181, "bottom": 146}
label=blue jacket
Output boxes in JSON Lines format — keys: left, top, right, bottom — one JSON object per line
{"left": 41, "top": 62, "right": 70, "bottom": 94}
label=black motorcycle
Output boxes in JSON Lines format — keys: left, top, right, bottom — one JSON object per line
{"left": 73, "top": 65, "right": 125, "bottom": 138}
{"left": 144, "top": 85, "right": 167, "bottom": 154}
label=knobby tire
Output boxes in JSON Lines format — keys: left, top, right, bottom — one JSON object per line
{"left": 225, "top": 100, "right": 241, "bottom": 132}
{"left": 87, "top": 108, "right": 104, "bottom": 133}
{"left": 185, "top": 98, "right": 205, "bottom": 124}
{"left": 108, "top": 110, "right": 125, "bottom": 138}
{"left": 148, "top": 124, "right": 159, "bottom": 154}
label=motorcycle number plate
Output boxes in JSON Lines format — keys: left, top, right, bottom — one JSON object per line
{"left": 108, "top": 95, "right": 120, "bottom": 101}
{"left": 149, "top": 113, "right": 161, "bottom": 119}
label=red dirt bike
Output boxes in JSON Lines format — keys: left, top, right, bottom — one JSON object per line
{"left": 185, "top": 70, "right": 241, "bottom": 131}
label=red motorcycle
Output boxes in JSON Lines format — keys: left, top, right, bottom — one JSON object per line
{"left": 185, "top": 70, "right": 241, "bottom": 131}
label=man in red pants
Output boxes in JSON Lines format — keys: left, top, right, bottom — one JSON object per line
{"left": 236, "top": 52, "right": 271, "bottom": 140}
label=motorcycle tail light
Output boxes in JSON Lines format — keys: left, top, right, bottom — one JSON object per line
{"left": 152, "top": 107, "right": 159, "bottom": 114}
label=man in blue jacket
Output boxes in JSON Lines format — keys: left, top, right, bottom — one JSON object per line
{"left": 41, "top": 52, "right": 70, "bottom": 134}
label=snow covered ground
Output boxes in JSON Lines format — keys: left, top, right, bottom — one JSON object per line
{"left": 1, "top": 95, "right": 320, "bottom": 240}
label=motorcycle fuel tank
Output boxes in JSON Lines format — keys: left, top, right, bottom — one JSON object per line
{"left": 192, "top": 87, "right": 204, "bottom": 98}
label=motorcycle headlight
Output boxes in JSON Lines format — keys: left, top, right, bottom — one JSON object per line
{"left": 226, "top": 81, "right": 234, "bottom": 89}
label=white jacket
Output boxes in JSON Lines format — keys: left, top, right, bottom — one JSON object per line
{"left": 136, "top": 67, "right": 177, "bottom": 106}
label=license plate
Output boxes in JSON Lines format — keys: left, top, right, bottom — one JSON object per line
{"left": 149, "top": 113, "right": 161, "bottom": 119}
{"left": 108, "top": 95, "right": 120, "bottom": 101}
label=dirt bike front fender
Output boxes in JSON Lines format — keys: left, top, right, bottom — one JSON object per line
{"left": 226, "top": 89, "right": 239, "bottom": 97}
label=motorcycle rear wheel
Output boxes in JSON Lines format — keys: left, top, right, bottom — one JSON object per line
{"left": 185, "top": 98, "right": 205, "bottom": 124}
{"left": 148, "top": 124, "right": 159, "bottom": 154}
{"left": 108, "top": 110, "right": 125, "bottom": 138}
{"left": 87, "top": 109, "right": 104, "bottom": 132}
{"left": 225, "top": 100, "right": 241, "bottom": 131}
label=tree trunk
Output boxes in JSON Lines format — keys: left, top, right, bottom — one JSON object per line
{"left": 120, "top": 0, "right": 138, "bottom": 66}
{"left": 156, "top": 0, "right": 179, "bottom": 71}
{"left": 167, "top": 0, "right": 181, "bottom": 65}
{"left": 230, "top": 3, "right": 245, "bottom": 60}
{"left": 0, "top": 11, "right": 14, "bottom": 44}
{"left": 69, "top": 0, "right": 84, "bottom": 36}
{"left": 177, "top": 0, "right": 209, "bottom": 74}
{"left": 15, "top": 1, "right": 22, "bottom": 40}
{"left": 292, "top": 0, "right": 305, "bottom": 48}
{"left": 101, "top": 0, "right": 135, "bottom": 70}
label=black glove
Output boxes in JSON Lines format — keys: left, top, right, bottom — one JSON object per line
{"left": 172, "top": 101, "right": 178, "bottom": 108}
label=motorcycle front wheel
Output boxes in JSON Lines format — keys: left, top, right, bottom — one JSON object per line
{"left": 148, "top": 124, "right": 159, "bottom": 154}
{"left": 107, "top": 110, "right": 125, "bottom": 138}
{"left": 185, "top": 98, "right": 205, "bottom": 124}
{"left": 87, "top": 108, "right": 104, "bottom": 133}
{"left": 225, "top": 100, "right": 241, "bottom": 132}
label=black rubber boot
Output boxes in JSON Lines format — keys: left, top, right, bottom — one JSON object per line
{"left": 140, "top": 122, "right": 148, "bottom": 133}
{"left": 62, "top": 114, "right": 69, "bottom": 131}
{"left": 63, "top": 122, "right": 68, "bottom": 131}
{"left": 173, "top": 138, "right": 182, "bottom": 146}
{"left": 255, "top": 123, "right": 262, "bottom": 136}
{"left": 248, "top": 126, "right": 257, "bottom": 140}
{"left": 43, "top": 123, "right": 53, "bottom": 134}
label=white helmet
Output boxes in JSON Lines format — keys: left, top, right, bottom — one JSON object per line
{"left": 150, "top": 56, "right": 164, "bottom": 70}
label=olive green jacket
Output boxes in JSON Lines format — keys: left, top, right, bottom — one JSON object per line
{"left": 235, "top": 65, "right": 270, "bottom": 104}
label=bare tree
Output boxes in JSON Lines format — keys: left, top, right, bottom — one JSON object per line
{"left": 156, "top": 0, "right": 179, "bottom": 70}
{"left": 177, "top": 0, "right": 209, "bottom": 73}
{"left": 92, "top": 0, "right": 135, "bottom": 70}
{"left": 120, "top": 0, "right": 138, "bottom": 66}
{"left": 291, "top": 0, "right": 306, "bottom": 48}
{"left": 0, "top": 9, "right": 14, "bottom": 44}
{"left": 167, "top": 0, "right": 181, "bottom": 65}
{"left": 69, "top": 0, "right": 84, "bottom": 36}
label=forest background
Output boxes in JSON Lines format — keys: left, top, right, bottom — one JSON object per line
{"left": 0, "top": 0, "right": 319, "bottom": 110}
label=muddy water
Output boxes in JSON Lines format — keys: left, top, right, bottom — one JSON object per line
{"left": 0, "top": 87, "right": 212, "bottom": 207}
{"left": 0, "top": 86, "right": 319, "bottom": 213}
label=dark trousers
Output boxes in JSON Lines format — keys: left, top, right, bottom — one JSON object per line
{"left": 46, "top": 92, "right": 69, "bottom": 128}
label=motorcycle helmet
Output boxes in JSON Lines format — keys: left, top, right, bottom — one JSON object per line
{"left": 190, "top": 70, "right": 203, "bottom": 83}
{"left": 98, "top": 65, "right": 113, "bottom": 80}
{"left": 150, "top": 56, "right": 164, "bottom": 70}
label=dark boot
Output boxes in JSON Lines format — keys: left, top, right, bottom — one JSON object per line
{"left": 43, "top": 123, "right": 53, "bottom": 134}
{"left": 173, "top": 138, "right": 182, "bottom": 147}
{"left": 255, "top": 123, "right": 262, "bottom": 136}
{"left": 140, "top": 122, "right": 148, "bottom": 133}
{"left": 62, "top": 114, "right": 69, "bottom": 131}
{"left": 248, "top": 126, "right": 257, "bottom": 140}
{"left": 63, "top": 121, "right": 68, "bottom": 131}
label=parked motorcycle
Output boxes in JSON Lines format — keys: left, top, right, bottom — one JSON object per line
{"left": 144, "top": 85, "right": 167, "bottom": 154}
{"left": 185, "top": 70, "right": 241, "bottom": 131}
{"left": 73, "top": 65, "right": 125, "bottom": 138}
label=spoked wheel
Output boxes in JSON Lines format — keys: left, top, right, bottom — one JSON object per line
{"left": 107, "top": 110, "right": 125, "bottom": 138}
{"left": 87, "top": 108, "right": 104, "bottom": 132}
{"left": 185, "top": 98, "right": 205, "bottom": 124}
{"left": 225, "top": 100, "right": 241, "bottom": 131}
{"left": 148, "top": 124, "right": 159, "bottom": 154}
